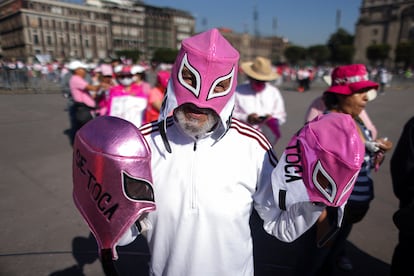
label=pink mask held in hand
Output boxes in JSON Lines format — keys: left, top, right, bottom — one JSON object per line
{"left": 273, "top": 113, "right": 364, "bottom": 208}
{"left": 72, "top": 116, "right": 155, "bottom": 260}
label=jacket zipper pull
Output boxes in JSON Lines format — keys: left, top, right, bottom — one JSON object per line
{"left": 193, "top": 136, "right": 198, "bottom": 151}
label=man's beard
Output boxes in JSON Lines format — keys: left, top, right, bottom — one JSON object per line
{"left": 174, "top": 105, "right": 219, "bottom": 139}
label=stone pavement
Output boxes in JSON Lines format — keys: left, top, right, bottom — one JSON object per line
{"left": 0, "top": 79, "right": 412, "bottom": 275}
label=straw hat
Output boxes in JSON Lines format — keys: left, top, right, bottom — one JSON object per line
{"left": 241, "top": 56, "right": 279, "bottom": 81}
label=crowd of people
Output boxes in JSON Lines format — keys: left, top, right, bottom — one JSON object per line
{"left": 62, "top": 28, "right": 410, "bottom": 276}
{"left": 63, "top": 54, "right": 288, "bottom": 148}
{"left": 61, "top": 57, "right": 171, "bottom": 145}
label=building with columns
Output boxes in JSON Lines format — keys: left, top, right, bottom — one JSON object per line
{"left": 218, "top": 28, "right": 289, "bottom": 64}
{"left": 353, "top": 0, "right": 414, "bottom": 67}
{"left": 0, "top": 0, "right": 195, "bottom": 62}
{"left": 0, "top": 0, "right": 288, "bottom": 65}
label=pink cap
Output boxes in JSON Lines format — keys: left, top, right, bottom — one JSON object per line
{"left": 131, "top": 65, "right": 146, "bottom": 75}
{"left": 114, "top": 65, "right": 132, "bottom": 75}
{"left": 100, "top": 64, "right": 113, "bottom": 76}
{"left": 326, "top": 64, "right": 379, "bottom": 96}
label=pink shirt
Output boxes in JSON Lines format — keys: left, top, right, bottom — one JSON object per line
{"left": 145, "top": 86, "right": 164, "bottom": 124}
{"left": 304, "top": 96, "right": 378, "bottom": 139}
{"left": 135, "top": 81, "right": 151, "bottom": 95}
{"left": 69, "top": 75, "right": 96, "bottom": 107}
{"left": 106, "top": 84, "right": 148, "bottom": 127}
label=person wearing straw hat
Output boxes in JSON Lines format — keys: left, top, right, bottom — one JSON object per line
{"left": 233, "top": 56, "right": 286, "bottom": 145}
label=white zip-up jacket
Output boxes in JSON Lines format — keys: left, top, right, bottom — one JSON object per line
{"left": 123, "top": 116, "right": 324, "bottom": 276}
{"left": 233, "top": 82, "right": 287, "bottom": 127}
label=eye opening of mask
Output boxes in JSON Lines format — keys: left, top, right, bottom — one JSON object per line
{"left": 207, "top": 67, "right": 235, "bottom": 100}
{"left": 123, "top": 172, "right": 154, "bottom": 201}
{"left": 213, "top": 78, "right": 231, "bottom": 93}
{"left": 181, "top": 66, "right": 197, "bottom": 89}
{"left": 315, "top": 170, "right": 333, "bottom": 194}
{"left": 312, "top": 160, "right": 337, "bottom": 203}
{"left": 177, "top": 53, "right": 201, "bottom": 97}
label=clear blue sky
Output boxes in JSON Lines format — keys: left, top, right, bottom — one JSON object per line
{"left": 143, "top": 0, "right": 362, "bottom": 47}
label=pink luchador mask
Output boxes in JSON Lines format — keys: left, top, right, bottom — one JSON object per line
{"left": 72, "top": 116, "right": 155, "bottom": 260}
{"left": 273, "top": 113, "right": 364, "bottom": 208}
{"left": 170, "top": 28, "right": 240, "bottom": 116}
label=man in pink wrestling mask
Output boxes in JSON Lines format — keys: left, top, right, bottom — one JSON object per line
{"left": 113, "top": 29, "right": 364, "bottom": 276}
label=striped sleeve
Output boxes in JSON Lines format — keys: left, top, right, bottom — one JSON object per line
{"left": 230, "top": 118, "right": 278, "bottom": 167}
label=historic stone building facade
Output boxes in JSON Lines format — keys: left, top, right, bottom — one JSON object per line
{"left": 218, "top": 28, "right": 288, "bottom": 64}
{"left": 0, "top": 0, "right": 288, "bottom": 64}
{"left": 354, "top": 0, "right": 414, "bottom": 67}
{"left": 0, "top": 0, "right": 195, "bottom": 62}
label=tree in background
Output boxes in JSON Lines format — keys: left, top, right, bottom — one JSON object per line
{"left": 307, "top": 45, "right": 331, "bottom": 66}
{"left": 115, "top": 50, "right": 141, "bottom": 63}
{"left": 366, "top": 44, "right": 391, "bottom": 66}
{"left": 327, "top": 28, "right": 355, "bottom": 64}
{"left": 283, "top": 28, "right": 353, "bottom": 66}
{"left": 395, "top": 42, "right": 414, "bottom": 69}
{"left": 152, "top": 48, "right": 179, "bottom": 64}
{"left": 284, "top": 45, "right": 307, "bottom": 66}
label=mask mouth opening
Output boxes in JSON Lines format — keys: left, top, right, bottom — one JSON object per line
{"left": 175, "top": 102, "right": 215, "bottom": 116}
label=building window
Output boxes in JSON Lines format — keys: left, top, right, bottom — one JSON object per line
{"left": 27, "top": 29, "right": 32, "bottom": 42}
{"left": 47, "top": 36, "right": 52, "bottom": 45}
{"left": 34, "top": 34, "right": 39, "bottom": 45}
{"left": 409, "top": 27, "right": 414, "bottom": 40}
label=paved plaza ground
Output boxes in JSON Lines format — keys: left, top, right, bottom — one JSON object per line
{"left": 0, "top": 78, "right": 413, "bottom": 275}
